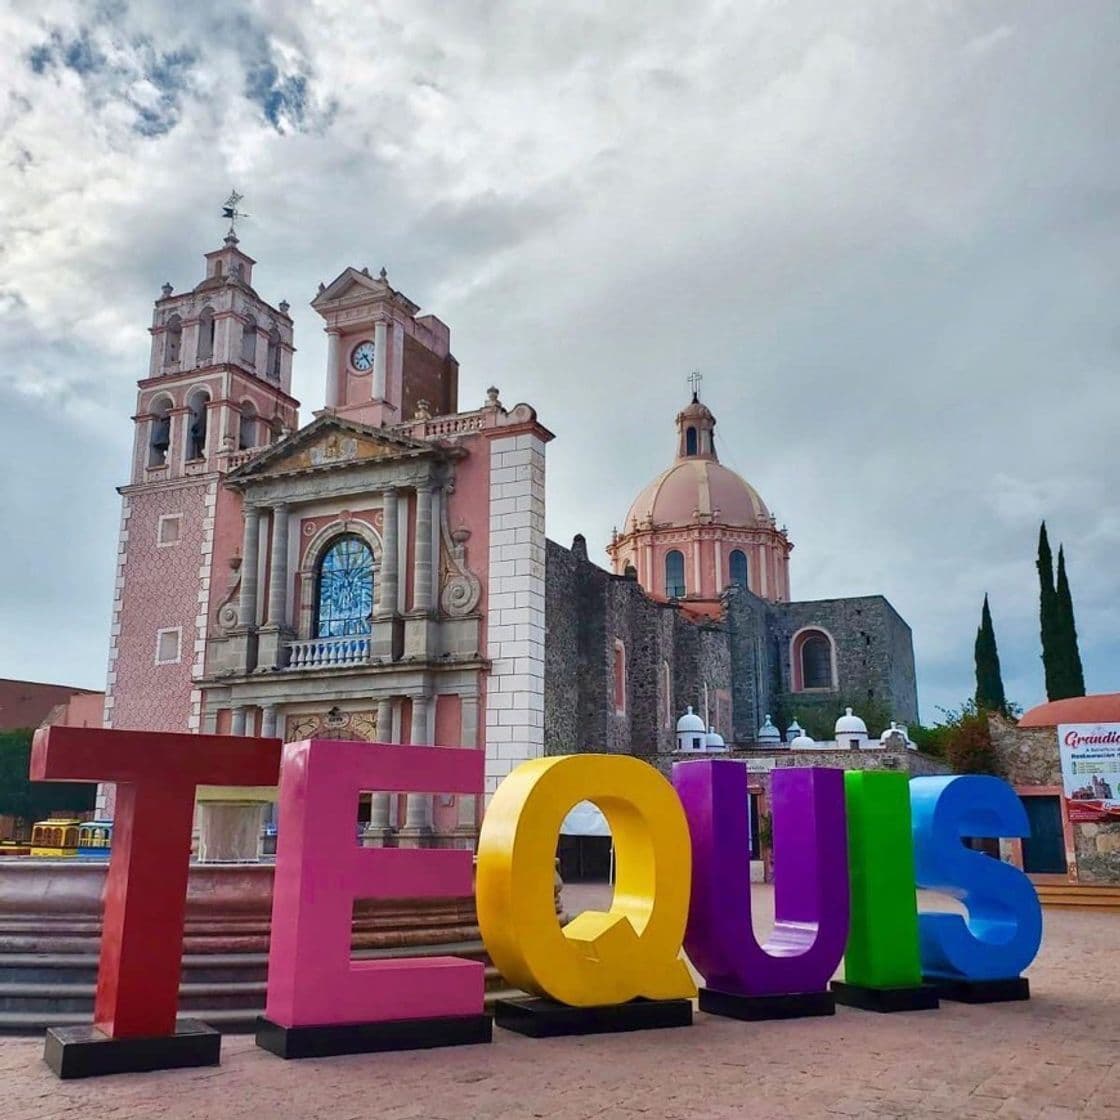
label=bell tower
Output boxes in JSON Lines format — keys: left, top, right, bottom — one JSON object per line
{"left": 105, "top": 211, "right": 301, "bottom": 739}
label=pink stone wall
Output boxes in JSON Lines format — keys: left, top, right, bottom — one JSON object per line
{"left": 111, "top": 483, "right": 213, "bottom": 731}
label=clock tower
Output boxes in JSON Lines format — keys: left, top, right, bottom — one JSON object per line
{"left": 312, "top": 266, "right": 458, "bottom": 427}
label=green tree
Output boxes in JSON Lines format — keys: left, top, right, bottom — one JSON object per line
{"left": 1053, "top": 545, "right": 1086, "bottom": 699}
{"left": 0, "top": 729, "right": 95, "bottom": 824}
{"left": 1037, "top": 522, "right": 1062, "bottom": 700}
{"left": 973, "top": 594, "right": 1007, "bottom": 714}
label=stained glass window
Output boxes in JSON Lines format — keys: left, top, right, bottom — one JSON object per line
{"left": 316, "top": 535, "right": 374, "bottom": 637}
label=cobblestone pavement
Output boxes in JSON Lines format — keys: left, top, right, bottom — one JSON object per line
{"left": 4, "top": 886, "right": 1119, "bottom": 1120}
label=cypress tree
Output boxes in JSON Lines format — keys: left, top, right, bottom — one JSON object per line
{"left": 1037, "top": 522, "right": 1061, "bottom": 700}
{"left": 1054, "top": 545, "right": 1086, "bottom": 699}
{"left": 974, "top": 594, "right": 1007, "bottom": 713}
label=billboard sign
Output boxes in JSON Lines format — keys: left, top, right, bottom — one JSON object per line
{"left": 1058, "top": 723, "right": 1120, "bottom": 822}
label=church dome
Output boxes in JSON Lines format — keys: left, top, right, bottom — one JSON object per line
{"left": 625, "top": 458, "right": 770, "bottom": 531}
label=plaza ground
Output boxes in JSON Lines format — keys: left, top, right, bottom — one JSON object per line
{"left": 3, "top": 885, "right": 1119, "bottom": 1120}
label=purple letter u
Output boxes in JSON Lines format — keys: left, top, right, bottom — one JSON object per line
{"left": 672, "top": 761, "right": 850, "bottom": 997}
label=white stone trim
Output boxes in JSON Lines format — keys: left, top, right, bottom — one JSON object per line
{"left": 484, "top": 434, "right": 546, "bottom": 796}
{"left": 188, "top": 480, "right": 218, "bottom": 731}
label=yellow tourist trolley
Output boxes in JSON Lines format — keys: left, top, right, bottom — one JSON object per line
{"left": 29, "top": 819, "right": 81, "bottom": 858}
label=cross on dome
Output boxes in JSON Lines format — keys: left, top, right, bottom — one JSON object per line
{"left": 687, "top": 370, "right": 703, "bottom": 399}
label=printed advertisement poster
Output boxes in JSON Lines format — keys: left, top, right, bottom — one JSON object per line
{"left": 1059, "top": 723, "right": 1120, "bottom": 822}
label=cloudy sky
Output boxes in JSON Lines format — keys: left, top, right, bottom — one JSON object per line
{"left": 1, "top": 0, "right": 1117, "bottom": 722}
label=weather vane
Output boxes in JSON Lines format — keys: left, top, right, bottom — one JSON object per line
{"left": 221, "top": 189, "right": 250, "bottom": 236}
{"left": 688, "top": 370, "right": 703, "bottom": 399}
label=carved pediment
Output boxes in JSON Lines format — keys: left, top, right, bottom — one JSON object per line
{"left": 226, "top": 415, "right": 435, "bottom": 483}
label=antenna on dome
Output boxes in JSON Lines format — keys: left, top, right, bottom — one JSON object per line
{"left": 687, "top": 370, "right": 702, "bottom": 401}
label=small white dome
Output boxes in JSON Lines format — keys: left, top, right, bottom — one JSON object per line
{"left": 705, "top": 726, "right": 727, "bottom": 750}
{"left": 785, "top": 719, "right": 803, "bottom": 743}
{"left": 677, "top": 706, "right": 705, "bottom": 733}
{"left": 757, "top": 714, "right": 781, "bottom": 744}
{"left": 790, "top": 732, "right": 817, "bottom": 749}
{"left": 834, "top": 707, "right": 868, "bottom": 736}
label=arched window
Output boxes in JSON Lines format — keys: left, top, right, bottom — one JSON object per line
{"left": 316, "top": 536, "right": 375, "bottom": 638}
{"left": 665, "top": 550, "right": 686, "bottom": 598}
{"left": 239, "top": 402, "right": 257, "bottom": 450}
{"left": 794, "top": 629, "right": 834, "bottom": 690}
{"left": 164, "top": 315, "right": 182, "bottom": 367}
{"left": 148, "top": 395, "right": 172, "bottom": 467}
{"left": 266, "top": 325, "right": 281, "bottom": 381}
{"left": 197, "top": 306, "right": 215, "bottom": 363}
{"left": 240, "top": 315, "right": 257, "bottom": 364}
{"left": 685, "top": 426, "right": 698, "bottom": 456}
{"left": 729, "top": 549, "right": 749, "bottom": 590}
{"left": 186, "top": 389, "right": 209, "bottom": 460}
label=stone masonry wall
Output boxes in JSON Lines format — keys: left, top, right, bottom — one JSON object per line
{"left": 770, "top": 596, "right": 919, "bottom": 730}
{"left": 545, "top": 537, "right": 731, "bottom": 763}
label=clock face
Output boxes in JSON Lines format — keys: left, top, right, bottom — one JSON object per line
{"left": 350, "top": 340, "right": 376, "bottom": 372}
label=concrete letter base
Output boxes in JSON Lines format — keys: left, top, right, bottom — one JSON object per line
{"left": 699, "top": 986, "right": 835, "bottom": 1021}
{"left": 493, "top": 997, "right": 692, "bottom": 1038}
{"left": 254, "top": 1014, "right": 492, "bottom": 1059}
{"left": 924, "top": 976, "right": 1030, "bottom": 1003}
{"left": 44, "top": 1020, "right": 220, "bottom": 1080}
{"left": 830, "top": 981, "right": 940, "bottom": 1013}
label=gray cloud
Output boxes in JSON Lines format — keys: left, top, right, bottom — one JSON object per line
{"left": 0, "top": 0, "right": 1116, "bottom": 719}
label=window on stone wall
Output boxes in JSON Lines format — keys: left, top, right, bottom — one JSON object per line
{"left": 665, "top": 550, "right": 686, "bottom": 598}
{"left": 186, "top": 388, "right": 209, "bottom": 460}
{"left": 239, "top": 401, "right": 257, "bottom": 450}
{"left": 316, "top": 535, "right": 375, "bottom": 638}
{"left": 613, "top": 639, "right": 627, "bottom": 716}
{"left": 729, "top": 549, "right": 749, "bottom": 590}
{"left": 240, "top": 315, "right": 257, "bottom": 364}
{"left": 157, "top": 513, "right": 182, "bottom": 546}
{"left": 197, "top": 306, "right": 215, "bottom": 363}
{"left": 163, "top": 314, "right": 183, "bottom": 368}
{"left": 795, "top": 629, "right": 834, "bottom": 690}
{"left": 685, "top": 427, "right": 698, "bottom": 456}
{"left": 155, "top": 627, "right": 181, "bottom": 665}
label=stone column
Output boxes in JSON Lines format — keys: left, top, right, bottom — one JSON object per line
{"left": 265, "top": 504, "right": 289, "bottom": 626}
{"left": 363, "top": 697, "right": 396, "bottom": 847}
{"left": 413, "top": 485, "right": 434, "bottom": 613}
{"left": 237, "top": 505, "right": 261, "bottom": 629}
{"left": 258, "top": 504, "right": 291, "bottom": 670}
{"left": 325, "top": 329, "right": 341, "bottom": 408}
{"left": 230, "top": 705, "right": 248, "bottom": 735}
{"left": 399, "top": 695, "right": 433, "bottom": 847}
{"left": 377, "top": 489, "right": 399, "bottom": 617}
{"left": 260, "top": 704, "right": 279, "bottom": 737}
{"left": 372, "top": 319, "right": 388, "bottom": 400}
{"left": 454, "top": 693, "right": 481, "bottom": 849}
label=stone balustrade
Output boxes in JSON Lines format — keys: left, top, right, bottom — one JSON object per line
{"left": 286, "top": 634, "right": 372, "bottom": 669}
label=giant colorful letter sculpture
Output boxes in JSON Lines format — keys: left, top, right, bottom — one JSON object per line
{"left": 842, "top": 771, "right": 923, "bottom": 990}
{"left": 477, "top": 754, "right": 695, "bottom": 1007}
{"left": 264, "top": 740, "right": 485, "bottom": 1029}
{"left": 31, "top": 725, "right": 280, "bottom": 1038}
{"left": 673, "top": 762, "right": 849, "bottom": 1000}
{"left": 910, "top": 775, "right": 1043, "bottom": 981}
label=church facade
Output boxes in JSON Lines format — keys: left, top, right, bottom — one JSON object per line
{"left": 104, "top": 234, "right": 919, "bottom": 848}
